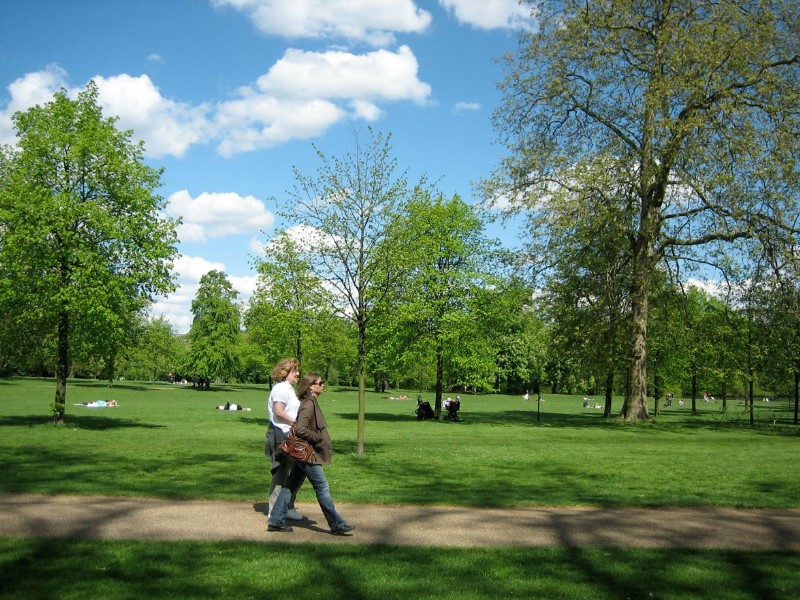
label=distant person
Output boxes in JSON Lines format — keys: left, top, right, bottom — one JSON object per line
{"left": 217, "top": 402, "right": 251, "bottom": 411}
{"left": 269, "top": 373, "right": 354, "bottom": 536}
{"left": 76, "top": 400, "right": 117, "bottom": 408}
{"left": 265, "top": 358, "right": 305, "bottom": 521}
{"left": 524, "top": 390, "right": 530, "bottom": 402}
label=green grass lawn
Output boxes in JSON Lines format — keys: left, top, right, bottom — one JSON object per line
{"left": 1, "top": 377, "right": 798, "bottom": 599}
{"left": 1, "top": 377, "right": 797, "bottom": 508}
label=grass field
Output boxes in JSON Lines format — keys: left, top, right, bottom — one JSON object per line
{"left": 1, "top": 377, "right": 798, "bottom": 599}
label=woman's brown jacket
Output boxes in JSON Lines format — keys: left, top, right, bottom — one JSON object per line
{"left": 294, "top": 393, "right": 333, "bottom": 465}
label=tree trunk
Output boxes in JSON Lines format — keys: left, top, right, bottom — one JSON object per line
{"left": 603, "top": 370, "right": 613, "bottom": 418}
{"left": 653, "top": 370, "right": 662, "bottom": 417}
{"left": 691, "top": 365, "right": 698, "bottom": 415}
{"left": 621, "top": 235, "right": 652, "bottom": 420}
{"left": 434, "top": 342, "right": 443, "bottom": 419}
{"left": 721, "top": 379, "right": 727, "bottom": 414}
{"left": 356, "top": 317, "right": 366, "bottom": 457}
{"left": 794, "top": 370, "right": 799, "bottom": 425}
{"left": 53, "top": 309, "right": 69, "bottom": 425}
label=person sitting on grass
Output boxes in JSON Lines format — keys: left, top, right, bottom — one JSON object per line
{"left": 216, "top": 401, "right": 252, "bottom": 411}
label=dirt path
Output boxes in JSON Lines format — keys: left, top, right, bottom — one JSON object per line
{"left": 2, "top": 493, "right": 798, "bottom": 550}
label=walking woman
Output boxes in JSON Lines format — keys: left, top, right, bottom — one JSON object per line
{"left": 265, "top": 358, "right": 304, "bottom": 520}
{"left": 268, "top": 372, "right": 354, "bottom": 535}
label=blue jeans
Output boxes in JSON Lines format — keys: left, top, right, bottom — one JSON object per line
{"left": 269, "top": 461, "right": 347, "bottom": 531}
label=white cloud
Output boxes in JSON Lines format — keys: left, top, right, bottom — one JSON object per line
{"left": 453, "top": 101, "right": 481, "bottom": 113}
{"left": 257, "top": 45, "right": 430, "bottom": 103}
{"left": 165, "top": 189, "right": 275, "bottom": 243}
{"left": 2, "top": 44, "right": 431, "bottom": 159}
{"left": 229, "top": 273, "right": 259, "bottom": 299}
{"left": 147, "top": 53, "right": 164, "bottom": 63}
{"left": 438, "top": 0, "right": 536, "bottom": 30}
{"left": 212, "top": 0, "right": 432, "bottom": 46}
{"left": 1, "top": 69, "right": 211, "bottom": 158}
{"left": 214, "top": 45, "right": 430, "bottom": 155}
{"left": 214, "top": 96, "right": 345, "bottom": 157}
{"left": 93, "top": 74, "right": 211, "bottom": 158}
{"left": 0, "top": 65, "right": 70, "bottom": 146}
{"left": 350, "top": 99, "right": 383, "bottom": 121}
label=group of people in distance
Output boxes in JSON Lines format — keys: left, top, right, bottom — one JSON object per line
{"left": 264, "top": 358, "right": 355, "bottom": 536}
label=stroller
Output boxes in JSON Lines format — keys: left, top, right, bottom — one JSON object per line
{"left": 415, "top": 400, "right": 435, "bottom": 420}
{"left": 443, "top": 398, "right": 462, "bottom": 422}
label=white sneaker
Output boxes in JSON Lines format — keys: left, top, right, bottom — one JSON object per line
{"left": 286, "top": 508, "right": 305, "bottom": 521}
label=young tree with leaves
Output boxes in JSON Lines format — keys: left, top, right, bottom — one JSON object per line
{"left": 0, "top": 82, "right": 178, "bottom": 423}
{"left": 279, "top": 128, "right": 422, "bottom": 456}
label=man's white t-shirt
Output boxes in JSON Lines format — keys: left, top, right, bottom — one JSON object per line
{"left": 268, "top": 380, "right": 300, "bottom": 434}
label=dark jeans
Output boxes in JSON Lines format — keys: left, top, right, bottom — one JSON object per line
{"left": 266, "top": 424, "right": 303, "bottom": 513}
{"left": 269, "top": 461, "right": 347, "bottom": 531}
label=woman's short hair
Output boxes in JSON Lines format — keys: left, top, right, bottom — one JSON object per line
{"left": 271, "top": 358, "right": 299, "bottom": 382}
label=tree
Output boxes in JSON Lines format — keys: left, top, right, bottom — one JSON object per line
{"left": 524, "top": 155, "right": 634, "bottom": 415}
{"left": 247, "top": 232, "right": 335, "bottom": 366}
{"left": 187, "top": 270, "right": 241, "bottom": 387}
{"left": 484, "top": 0, "right": 800, "bottom": 420}
{"left": 0, "top": 82, "right": 178, "bottom": 423}
{"left": 379, "top": 193, "right": 500, "bottom": 415}
{"left": 119, "top": 315, "right": 186, "bottom": 383}
{"left": 281, "top": 128, "right": 421, "bottom": 456}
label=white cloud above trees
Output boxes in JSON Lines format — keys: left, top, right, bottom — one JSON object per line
{"left": 211, "top": 0, "right": 432, "bottom": 46}
{"left": 438, "top": 0, "right": 536, "bottom": 30}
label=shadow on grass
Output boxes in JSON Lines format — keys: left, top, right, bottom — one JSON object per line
{"left": 0, "top": 415, "right": 165, "bottom": 430}
{"left": 0, "top": 538, "right": 795, "bottom": 600}
{"left": 72, "top": 381, "right": 154, "bottom": 392}
{"left": 340, "top": 405, "right": 800, "bottom": 437}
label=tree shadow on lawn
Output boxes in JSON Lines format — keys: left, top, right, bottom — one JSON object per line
{"left": 0, "top": 414, "right": 166, "bottom": 430}
{"left": 72, "top": 381, "right": 155, "bottom": 392}
{"left": 338, "top": 409, "right": 619, "bottom": 428}
{"left": 339, "top": 407, "right": 800, "bottom": 437}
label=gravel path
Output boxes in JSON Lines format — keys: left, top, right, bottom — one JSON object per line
{"left": 2, "top": 493, "right": 799, "bottom": 550}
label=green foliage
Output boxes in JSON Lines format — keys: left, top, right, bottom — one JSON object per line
{"left": 486, "top": 0, "right": 800, "bottom": 419}
{"left": 117, "top": 316, "right": 187, "bottom": 382}
{"left": 373, "top": 193, "right": 505, "bottom": 406}
{"left": 187, "top": 270, "right": 241, "bottom": 383}
{"left": 246, "top": 231, "right": 346, "bottom": 373}
{"left": 280, "top": 127, "right": 424, "bottom": 455}
{"left": 0, "top": 81, "right": 179, "bottom": 418}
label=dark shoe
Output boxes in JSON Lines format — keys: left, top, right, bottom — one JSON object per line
{"left": 331, "top": 524, "right": 355, "bottom": 536}
{"left": 267, "top": 524, "right": 293, "bottom": 533}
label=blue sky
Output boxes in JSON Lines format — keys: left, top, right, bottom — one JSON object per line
{"left": 0, "top": 0, "right": 534, "bottom": 333}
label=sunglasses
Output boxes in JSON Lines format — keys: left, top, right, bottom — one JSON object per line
{"left": 314, "top": 379, "right": 325, "bottom": 386}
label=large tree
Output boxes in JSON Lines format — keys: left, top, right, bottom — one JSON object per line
{"left": 0, "top": 82, "right": 178, "bottom": 423}
{"left": 484, "top": 0, "right": 800, "bottom": 420}
{"left": 281, "top": 128, "right": 421, "bottom": 456}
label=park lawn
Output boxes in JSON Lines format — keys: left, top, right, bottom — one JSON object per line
{"left": 1, "top": 377, "right": 798, "bottom": 600}
{"left": 0, "top": 538, "right": 797, "bottom": 600}
{"left": 0, "top": 377, "right": 797, "bottom": 508}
